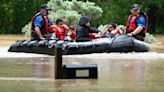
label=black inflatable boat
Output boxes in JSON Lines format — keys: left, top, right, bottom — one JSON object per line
{"left": 8, "top": 35, "right": 150, "bottom": 55}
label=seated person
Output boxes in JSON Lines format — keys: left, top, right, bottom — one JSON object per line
{"left": 103, "top": 23, "right": 123, "bottom": 38}
{"left": 49, "top": 19, "right": 75, "bottom": 40}
{"left": 31, "top": 4, "right": 52, "bottom": 40}
{"left": 126, "top": 4, "right": 148, "bottom": 41}
{"left": 76, "top": 16, "right": 101, "bottom": 42}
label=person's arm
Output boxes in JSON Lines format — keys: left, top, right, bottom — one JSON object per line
{"left": 90, "top": 27, "right": 100, "bottom": 33}
{"left": 90, "top": 27, "right": 102, "bottom": 35}
{"left": 35, "top": 26, "right": 45, "bottom": 39}
{"left": 131, "top": 26, "right": 143, "bottom": 35}
{"left": 34, "top": 16, "right": 45, "bottom": 39}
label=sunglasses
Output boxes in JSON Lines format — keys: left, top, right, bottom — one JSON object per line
{"left": 132, "top": 8, "right": 139, "bottom": 12}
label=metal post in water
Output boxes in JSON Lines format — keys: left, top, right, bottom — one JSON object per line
{"left": 55, "top": 46, "right": 62, "bottom": 79}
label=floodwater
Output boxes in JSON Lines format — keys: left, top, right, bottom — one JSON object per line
{"left": 0, "top": 57, "right": 164, "bottom": 92}
{"left": 0, "top": 35, "right": 164, "bottom": 92}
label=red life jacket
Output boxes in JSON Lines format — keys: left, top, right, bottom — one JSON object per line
{"left": 69, "top": 29, "right": 76, "bottom": 40}
{"left": 111, "top": 28, "right": 123, "bottom": 35}
{"left": 89, "top": 33, "right": 101, "bottom": 39}
{"left": 50, "top": 25, "right": 76, "bottom": 40}
{"left": 31, "top": 13, "right": 49, "bottom": 35}
{"left": 144, "top": 13, "right": 149, "bottom": 32}
{"left": 126, "top": 15, "right": 138, "bottom": 32}
{"left": 49, "top": 24, "right": 67, "bottom": 40}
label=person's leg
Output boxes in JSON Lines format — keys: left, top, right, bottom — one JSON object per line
{"left": 31, "top": 31, "right": 39, "bottom": 40}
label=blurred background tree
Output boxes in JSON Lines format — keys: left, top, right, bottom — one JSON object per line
{"left": 0, "top": 0, "right": 47, "bottom": 34}
{"left": 48, "top": 0, "right": 102, "bottom": 27}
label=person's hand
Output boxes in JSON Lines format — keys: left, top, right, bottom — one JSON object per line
{"left": 63, "top": 24, "right": 69, "bottom": 30}
{"left": 44, "top": 34, "right": 51, "bottom": 38}
{"left": 127, "top": 33, "right": 133, "bottom": 37}
{"left": 67, "top": 31, "right": 72, "bottom": 36}
{"left": 40, "top": 37, "right": 45, "bottom": 40}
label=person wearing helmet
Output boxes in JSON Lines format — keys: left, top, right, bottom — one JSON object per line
{"left": 126, "top": 4, "right": 148, "bottom": 41}
{"left": 76, "top": 16, "right": 101, "bottom": 42}
{"left": 31, "top": 4, "right": 52, "bottom": 40}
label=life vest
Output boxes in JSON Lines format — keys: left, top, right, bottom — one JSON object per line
{"left": 126, "top": 13, "right": 148, "bottom": 33}
{"left": 89, "top": 33, "right": 101, "bottom": 39}
{"left": 144, "top": 13, "right": 148, "bottom": 32}
{"left": 31, "top": 13, "right": 49, "bottom": 35}
{"left": 69, "top": 29, "right": 76, "bottom": 40}
{"left": 126, "top": 15, "right": 138, "bottom": 32}
{"left": 49, "top": 24, "right": 67, "bottom": 40}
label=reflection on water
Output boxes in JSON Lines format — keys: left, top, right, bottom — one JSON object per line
{"left": 0, "top": 57, "right": 164, "bottom": 92}
{"left": 0, "top": 58, "right": 54, "bottom": 78}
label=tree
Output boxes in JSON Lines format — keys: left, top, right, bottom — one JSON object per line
{"left": 0, "top": 0, "right": 48, "bottom": 34}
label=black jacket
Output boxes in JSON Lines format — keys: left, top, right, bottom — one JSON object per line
{"left": 76, "top": 16, "right": 99, "bottom": 42}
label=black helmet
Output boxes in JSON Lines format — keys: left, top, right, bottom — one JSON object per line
{"left": 41, "top": 4, "right": 51, "bottom": 10}
{"left": 131, "top": 4, "right": 140, "bottom": 10}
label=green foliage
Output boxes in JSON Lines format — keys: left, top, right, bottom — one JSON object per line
{"left": 71, "top": 0, "right": 103, "bottom": 20}
{"left": 98, "top": 24, "right": 108, "bottom": 34}
{"left": 145, "top": 33, "right": 159, "bottom": 44}
{"left": 47, "top": 0, "right": 103, "bottom": 25}
{"left": 21, "top": 22, "right": 31, "bottom": 37}
{"left": 48, "top": 0, "right": 103, "bottom": 20}
{"left": 48, "top": 10, "right": 81, "bottom": 27}
{"left": 0, "top": 0, "right": 48, "bottom": 34}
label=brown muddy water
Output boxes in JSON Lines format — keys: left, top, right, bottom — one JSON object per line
{"left": 0, "top": 35, "right": 164, "bottom": 92}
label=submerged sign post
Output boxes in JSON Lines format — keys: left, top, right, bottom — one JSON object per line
{"left": 54, "top": 46, "right": 63, "bottom": 79}
{"left": 54, "top": 47, "right": 98, "bottom": 79}
{"left": 62, "top": 64, "right": 98, "bottom": 79}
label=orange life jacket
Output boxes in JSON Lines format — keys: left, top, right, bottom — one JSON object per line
{"left": 31, "top": 13, "right": 49, "bottom": 35}
{"left": 126, "top": 15, "right": 138, "bottom": 32}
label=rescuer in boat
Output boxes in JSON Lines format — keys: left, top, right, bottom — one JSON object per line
{"left": 103, "top": 22, "right": 123, "bottom": 38}
{"left": 76, "top": 16, "right": 101, "bottom": 42}
{"left": 49, "top": 18, "right": 76, "bottom": 41}
{"left": 126, "top": 4, "right": 148, "bottom": 41}
{"left": 31, "top": 4, "right": 52, "bottom": 40}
